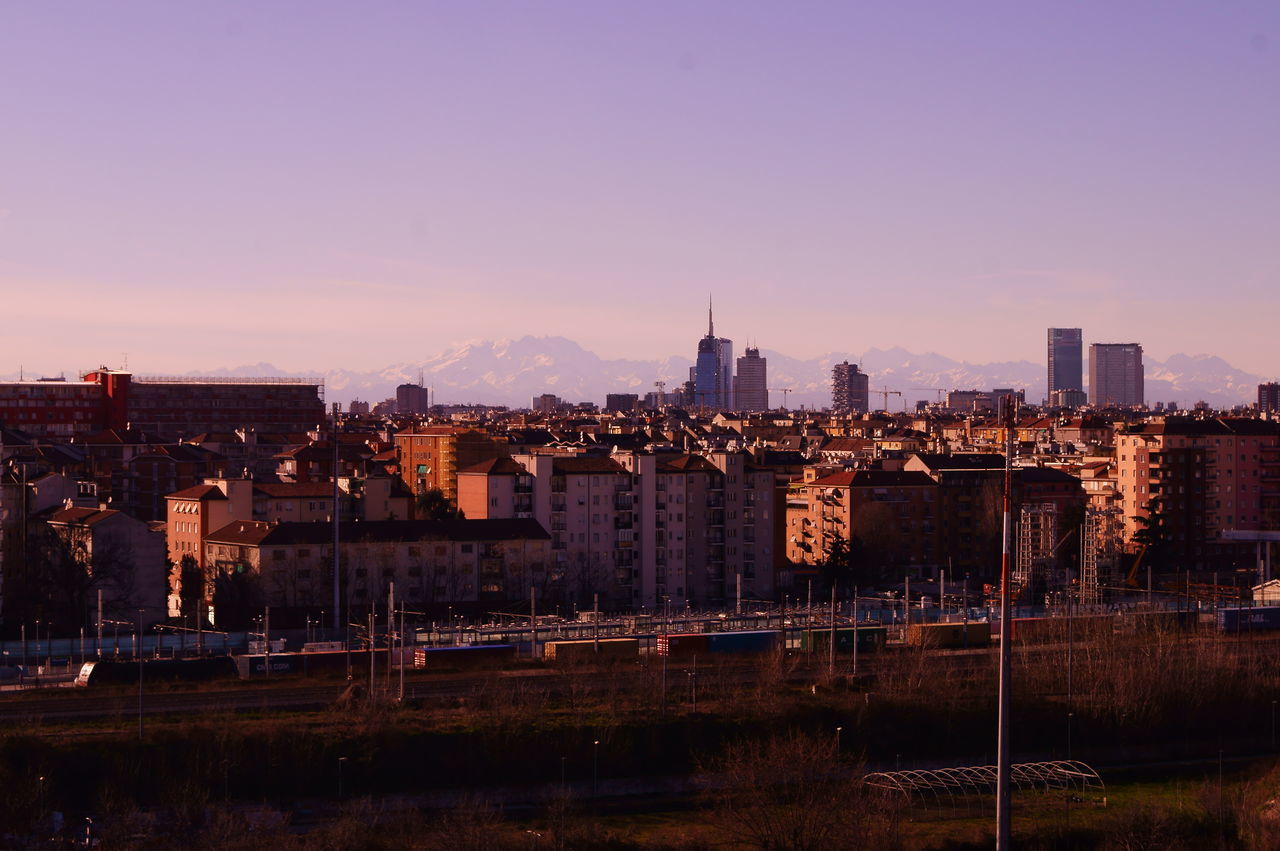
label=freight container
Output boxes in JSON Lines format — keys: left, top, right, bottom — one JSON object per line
{"left": 1216, "top": 606, "right": 1280, "bottom": 633}
{"left": 800, "top": 626, "right": 887, "bottom": 653}
{"left": 234, "top": 649, "right": 385, "bottom": 678}
{"left": 543, "top": 638, "right": 639, "bottom": 664}
{"left": 1011, "top": 615, "right": 1114, "bottom": 643}
{"left": 1117, "top": 610, "right": 1197, "bottom": 634}
{"left": 706, "top": 630, "right": 781, "bottom": 655}
{"left": 905, "top": 622, "right": 991, "bottom": 649}
{"left": 655, "top": 633, "right": 710, "bottom": 658}
{"left": 414, "top": 644, "right": 517, "bottom": 671}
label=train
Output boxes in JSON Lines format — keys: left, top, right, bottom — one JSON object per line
{"left": 75, "top": 656, "right": 238, "bottom": 686}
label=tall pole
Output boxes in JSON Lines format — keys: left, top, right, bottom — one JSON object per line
{"left": 828, "top": 584, "right": 837, "bottom": 678}
{"left": 136, "top": 610, "right": 144, "bottom": 740}
{"left": 852, "top": 584, "right": 859, "bottom": 679}
{"left": 96, "top": 589, "right": 103, "bottom": 659}
{"left": 996, "top": 395, "right": 1017, "bottom": 849}
{"left": 264, "top": 606, "right": 270, "bottom": 680}
{"left": 398, "top": 604, "right": 406, "bottom": 702}
{"left": 387, "top": 583, "right": 395, "bottom": 694}
{"left": 332, "top": 402, "right": 341, "bottom": 632}
{"left": 530, "top": 587, "right": 538, "bottom": 659}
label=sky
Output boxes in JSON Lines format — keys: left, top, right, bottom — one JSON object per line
{"left": 1, "top": 2, "right": 1276, "bottom": 377}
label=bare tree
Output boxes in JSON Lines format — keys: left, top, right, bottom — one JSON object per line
{"left": 698, "top": 731, "right": 902, "bottom": 851}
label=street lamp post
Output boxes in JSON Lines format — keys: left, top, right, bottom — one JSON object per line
{"left": 136, "top": 610, "right": 144, "bottom": 740}
{"left": 338, "top": 756, "right": 348, "bottom": 800}
{"left": 593, "top": 740, "right": 600, "bottom": 796}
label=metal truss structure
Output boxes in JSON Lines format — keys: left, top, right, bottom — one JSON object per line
{"left": 864, "top": 760, "right": 1104, "bottom": 808}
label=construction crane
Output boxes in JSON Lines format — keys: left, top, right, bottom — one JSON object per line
{"left": 770, "top": 388, "right": 794, "bottom": 409}
{"left": 910, "top": 387, "right": 948, "bottom": 403}
{"left": 875, "top": 386, "right": 902, "bottom": 411}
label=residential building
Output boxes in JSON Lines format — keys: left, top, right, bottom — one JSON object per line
{"left": 457, "top": 450, "right": 775, "bottom": 609}
{"left": 46, "top": 506, "right": 168, "bottom": 625}
{"left": 604, "top": 394, "right": 640, "bottom": 412}
{"left": 164, "top": 478, "right": 254, "bottom": 573}
{"left": 1089, "top": 343, "right": 1144, "bottom": 407}
{"left": 786, "top": 469, "right": 940, "bottom": 577}
{"left": 1114, "top": 417, "right": 1280, "bottom": 569}
{"left": 198, "top": 518, "right": 550, "bottom": 624}
{"left": 831, "top": 362, "right": 869, "bottom": 414}
{"left": 393, "top": 426, "right": 504, "bottom": 501}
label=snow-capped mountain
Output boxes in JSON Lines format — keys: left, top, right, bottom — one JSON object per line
{"left": 197, "top": 337, "right": 1260, "bottom": 410}
{"left": 13, "top": 338, "right": 1253, "bottom": 410}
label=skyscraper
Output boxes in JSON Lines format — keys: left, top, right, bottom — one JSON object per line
{"left": 735, "top": 347, "right": 768, "bottom": 411}
{"left": 1047, "top": 328, "right": 1083, "bottom": 397}
{"left": 1089, "top": 343, "right": 1144, "bottom": 407}
{"left": 831, "top": 361, "right": 869, "bottom": 413}
{"left": 1259, "top": 383, "right": 1280, "bottom": 412}
{"left": 694, "top": 299, "right": 734, "bottom": 410}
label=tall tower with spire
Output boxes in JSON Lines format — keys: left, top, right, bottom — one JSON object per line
{"left": 694, "top": 297, "right": 734, "bottom": 410}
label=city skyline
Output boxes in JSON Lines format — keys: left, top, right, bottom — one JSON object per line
{"left": 1, "top": 3, "right": 1277, "bottom": 376}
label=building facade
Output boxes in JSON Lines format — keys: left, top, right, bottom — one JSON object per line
{"left": 831, "top": 362, "right": 869, "bottom": 414}
{"left": 1089, "top": 343, "right": 1144, "bottom": 407}
{"left": 694, "top": 302, "right": 734, "bottom": 411}
{"left": 457, "top": 450, "right": 775, "bottom": 609}
{"left": 1048, "top": 328, "right": 1084, "bottom": 399}
{"left": 1260, "top": 383, "right": 1280, "bottom": 412}
{"left": 734, "top": 348, "right": 769, "bottom": 411}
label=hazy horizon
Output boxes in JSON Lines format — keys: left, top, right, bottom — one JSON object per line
{"left": 3, "top": 2, "right": 1276, "bottom": 375}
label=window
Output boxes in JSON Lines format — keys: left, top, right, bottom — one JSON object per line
{"left": 461, "top": 543, "right": 473, "bottom": 554}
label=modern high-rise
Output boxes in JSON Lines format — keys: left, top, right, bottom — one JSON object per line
{"left": 1260, "top": 383, "right": 1280, "bottom": 412}
{"left": 694, "top": 300, "right": 733, "bottom": 410}
{"left": 1089, "top": 343, "right": 1144, "bottom": 407}
{"left": 1047, "top": 328, "right": 1083, "bottom": 398}
{"left": 734, "top": 347, "right": 769, "bottom": 411}
{"left": 831, "top": 361, "right": 869, "bottom": 413}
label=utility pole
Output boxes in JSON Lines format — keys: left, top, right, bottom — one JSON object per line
{"left": 398, "top": 604, "right": 406, "bottom": 702}
{"left": 828, "top": 584, "right": 837, "bottom": 678}
{"left": 136, "top": 610, "right": 144, "bottom": 740}
{"left": 387, "top": 583, "right": 395, "bottom": 694}
{"left": 996, "top": 395, "right": 1017, "bottom": 850}
{"left": 96, "top": 590, "right": 103, "bottom": 659}
{"left": 264, "top": 606, "right": 271, "bottom": 679}
{"left": 332, "top": 402, "right": 341, "bottom": 633}
{"left": 531, "top": 586, "right": 538, "bottom": 659}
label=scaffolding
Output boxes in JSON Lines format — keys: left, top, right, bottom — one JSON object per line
{"left": 1014, "top": 503, "right": 1058, "bottom": 603}
{"left": 1081, "top": 507, "right": 1123, "bottom": 604}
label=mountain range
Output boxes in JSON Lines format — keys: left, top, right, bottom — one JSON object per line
{"left": 170, "top": 336, "right": 1265, "bottom": 411}
{"left": 1, "top": 337, "right": 1262, "bottom": 410}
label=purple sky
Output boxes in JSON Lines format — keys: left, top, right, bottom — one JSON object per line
{"left": 2, "top": 2, "right": 1276, "bottom": 377}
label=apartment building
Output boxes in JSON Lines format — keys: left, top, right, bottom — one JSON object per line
{"left": 786, "top": 470, "right": 940, "bottom": 578}
{"left": 200, "top": 518, "right": 550, "bottom": 624}
{"left": 394, "top": 426, "right": 504, "bottom": 500}
{"left": 457, "top": 450, "right": 775, "bottom": 609}
{"left": 1114, "top": 417, "right": 1280, "bottom": 568}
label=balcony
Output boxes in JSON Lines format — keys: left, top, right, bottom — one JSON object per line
{"left": 614, "top": 515, "right": 634, "bottom": 530}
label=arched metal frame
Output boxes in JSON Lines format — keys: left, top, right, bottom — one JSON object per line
{"left": 864, "top": 760, "right": 1103, "bottom": 802}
